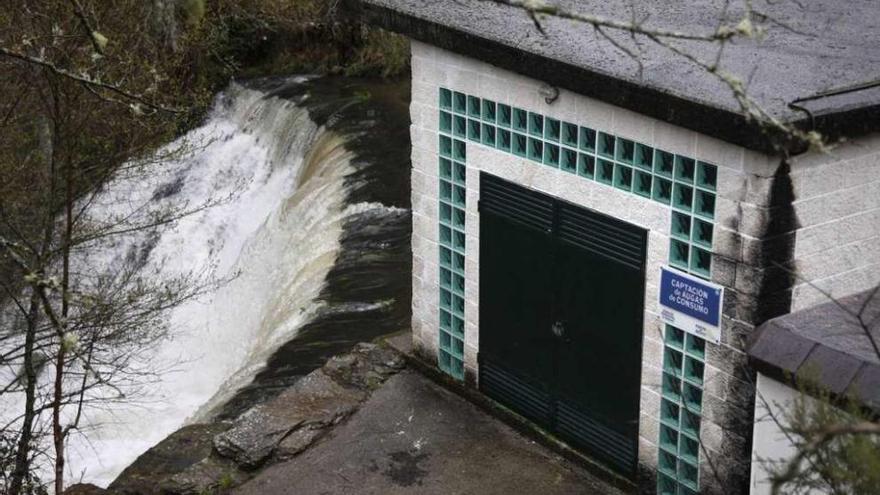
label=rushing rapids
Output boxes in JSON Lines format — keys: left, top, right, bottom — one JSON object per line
{"left": 0, "top": 78, "right": 411, "bottom": 488}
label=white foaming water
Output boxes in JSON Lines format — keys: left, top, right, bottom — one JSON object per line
{"left": 0, "top": 82, "right": 395, "bottom": 488}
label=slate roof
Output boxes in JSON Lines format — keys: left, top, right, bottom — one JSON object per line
{"left": 748, "top": 290, "right": 880, "bottom": 413}
{"left": 348, "top": 0, "right": 880, "bottom": 153}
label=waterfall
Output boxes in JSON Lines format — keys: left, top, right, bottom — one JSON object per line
{"left": 0, "top": 80, "right": 405, "bottom": 488}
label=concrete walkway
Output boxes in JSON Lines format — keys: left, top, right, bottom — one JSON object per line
{"left": 234, "top": 369, "right": 626, "bottom": 495}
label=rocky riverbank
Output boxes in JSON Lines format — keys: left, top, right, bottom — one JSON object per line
{"left": 67, "top": 343, "right": 406, "bottom": 495}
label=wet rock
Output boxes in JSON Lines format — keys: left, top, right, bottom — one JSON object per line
{"left": 64, "top": 484, "right": 108, "bottom": 495}
{"left": 110, "top": 423, "right": 232, "bottom": 494}
{"left": 213, "top": 369, "right": 365, "bottom": 469}
{"left": 162, "top": 456, "right": 244, "bottom": 495}
{"left": 275, "top": 425, "right": 326, "bottom": 459}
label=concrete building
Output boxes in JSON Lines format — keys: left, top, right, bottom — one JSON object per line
{"left": 349, "top": 1, "right": 880, "bottom": 493}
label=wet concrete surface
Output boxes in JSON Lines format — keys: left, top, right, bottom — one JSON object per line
{"left": 233, "top": 369, "right": 626, "bottom": 495}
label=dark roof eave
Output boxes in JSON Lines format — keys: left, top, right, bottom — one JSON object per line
{"left": 348, "top": 0, "right": 880, "bottom": 156}
{"left": 346, "top": 0, "right": 799, "bottom": 154}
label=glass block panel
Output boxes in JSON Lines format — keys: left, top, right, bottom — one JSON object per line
{"left": 439, "top": 246, "right": 452, "bottom": 268}
{"left": 635, "top": 143, "right": 653, "bottom": 170}
{"left": 439, "top": 180, "right": 452, "bottom": 201}
{"left": 439, "top": 88, "right": 452, "bottom": 110}
{"left": 653, "top": 177, "right": 673, "bottom": 204}
{"left": 598, "top": 132, "right": 615, "bottom": 158}
{"left": 660, "top": 398, "right": 680, "bottom": 427}
{"left": 452, "top": 334, "right": 465, "bottom": 356}
{"left": 655, "top": 150, "right": 674, "bottom": 177}
{"left": 528, "top": 137, "right": 543, "bottom": 163}
{"left": 439, "top": 348, "right": 451, "bottom": 369}
{"left": 614, "top": 164, "right": 633, "bottom": 191}
{"left": 680, "top": 435, "right": 700, "bottom": 465}
{"left": 659, "top": 449, "right": 678, "bottom": 477}
{"left": 453, "top": 92, "right": 467, "bottom": 114}
{"left": 658, "top": 474, "right": 677, "bottom": 495}
{"left": 684, "top": 356, "right": 704, "bottom": 386}
{"left": 467, "top": 95, "right": 481, "bottom": 118}
{"left": 634, "top": 170, "right": 653, "bottom": 198}
{"left": 453, "top": 251, "right": 465, "bottom": 272}
{"left": 579, "top": 126, "right": 597, "bottom": 152}
{"left": 664, "top": 347, "right": 684, "bottom": 377}
{"left": 452, "top": 313, "right": 465, "bottom": 336}
{"left": 439, "top": 328, "right": 451, "bottom": 349}
{"left": 578, "top": 153, "right": 595, "bottom": 179}
{"left": 680, "top": 408, "right": 700, "bottom": 438}
{"left": 440, "top": 307, "right": 452, "bottom": 329}
{"left": 452, "top": 207, "right": 466, "bottom": 229}
{"left": 544, "top": 143, "right": 560, "bottom": 167}
{"left": 481, "top": 123, "right": 496, "bottom": 147}
{"left": 439, "top": 224, "right": 452, "bottom": 246}
{"left": 662, "top": 372, "right": 682, "bottom": 402}
{"left": 666, "top": 325, "right": 685, "bottom": 349}
{"left": 513, "top": 133, "right": 528, "bottom": 157}
{"left": 453, "top": 271, "right": 465, "bottom": 294}
{"left": 453, "top": 293, "right": 465, "bottom": 316}
{"left": 597, "top": 158, "right": 614, "bottom": 185}
{"left": 544, "top": 117, "right": 561, "bottom": 141}
{"left": 453, "top": 115, "right": 467, "bottom": 138}
{"left": 454, "top": 162, "right": 466, "bottom": 184}
{"left": 670, "top": 239, "right": 690, "bottom": 269}
{"left": 690, "top": 246, "right": 712, "bottom": 277}
{"left": 453, "top": 139, "right": 466, "bottom": 161}
{"left": 439, "top": 157, "right": 452, "bottom": 179}
{"left": 697, "top": 161, "right": 718, "bottom": 190}
{"left": 513, "top": 108, "right": 528, "bottom": 132}
{"left": 673, "top": 183, "right": 694, "bottom": 211}
{"left": 528, "top": 112, "right": 544, "bottom": 137}
{"left": 497, "top": 104, "right": 512, "bottom": 127}
{"left": 692, "top": 219, "right": 713, "bottom": 248}
{"left": 562, "top": 122, "right": 578, "bottom": 147}
{"left": 683, "top": 382, "right": 702, "bottom": 413}
{"left": 660, "top": 424, "right": 679, "bottom": 453}
{"left": 671, "top": 211, "right": 692, "bottom": 240}
{"left": 450, "top": 356, "right": 464, "bottom": 378}
{"left": 675, "top": 156, "right": 696, "bottom": 184}
{"left": 695, "top": 190, "right": 716, "bottom": 219}
{"left": 561, "top": 148, "right": 578, "bottom": 173}
{"left": 440, "top": 289, "right": 452, "bottom": 310}
{"left": 679, "top": 460, "right": 699, "bottom": 489}
{"left": 497, "top": 129, "right": 512, "bottom": 152}
{"left": 439, "top": 111, "right": 452, "bottom": 133}
{"left": 439, "top": 201, "right": 452, "bottom": 223}
{"left": 467, "top": 119, "right": 481, "bottom": 142}
{"left": 453, "top": 184, "right": 466, "bottom": 207}
{"left": 685, "top": 334, "right": 705, "bottom": 359}
{"left": 482, "top": 99, "right": 496, "bottom": 122}
{"left": 615, "top": 137, "right": 635, "bottom": 164}
{"left": 439, "top": 135, "right": 453, "bottom": 157}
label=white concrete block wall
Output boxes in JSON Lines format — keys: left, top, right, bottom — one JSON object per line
{"left": 788, "top": 134, "right": 880, "bottom": 312}
{"left": 409, "top": 40, "right": 783, "bottom": 491}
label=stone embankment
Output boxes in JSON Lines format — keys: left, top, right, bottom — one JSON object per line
{"left": 67, "top": 343, "right": 405, "bottom": 495}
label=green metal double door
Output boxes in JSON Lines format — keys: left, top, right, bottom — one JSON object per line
{"left": 478, "top": 173, "right": 646, "bottom": 478}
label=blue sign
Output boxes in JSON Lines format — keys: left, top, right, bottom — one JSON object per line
{"left": 658, "top": 267, "right": 724, "bottom": 343}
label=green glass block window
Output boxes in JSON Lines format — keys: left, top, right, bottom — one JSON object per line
{"left": 597, "top": 158, "right": 614, "bottom": 185}
{"left": 562, "top": 122, "right": 578, "bottom": 147}
{"left": 544, "top": 143, "right": 560, "bottom": 168}
{"left": 513, "top": 108, "right": 528, "bottom": 132}
{"left": 435, "top": 88, "right": 722, "bottom": 393}
{"left": 598, "top": 132, "right": 615, "bottom": 158}
{"left": 659, "top": 324, "right": 706, "bottom": 495}
{"left": 482, "top": 99, "right": 496, "bottom": 122}
{"left": 561, "top": 148, "right": 578, "bottom": 174}
{"left": 498, "top": 104, "right": 512, "bottom": 127}
{"left": 615, "top": 137, "right": 635, "bottom": 164}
